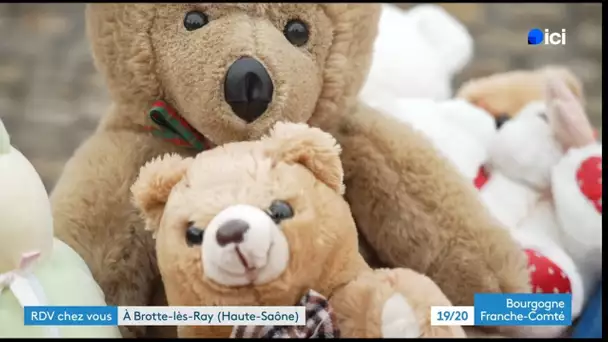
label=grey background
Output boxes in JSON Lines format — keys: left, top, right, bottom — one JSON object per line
{"left": 0, "top": 3, "right": 602, "bottom": 191}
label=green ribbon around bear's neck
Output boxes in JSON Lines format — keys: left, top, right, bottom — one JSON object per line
{"left": 145, "top": 100, "right": 211, "bottom": 152}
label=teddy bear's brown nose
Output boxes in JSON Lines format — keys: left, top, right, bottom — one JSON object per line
{"left": 224, "top": 57, "right": 274, "bottom": 123}
{"left": 216, "top": 219, "right": 250, "bottom": 246}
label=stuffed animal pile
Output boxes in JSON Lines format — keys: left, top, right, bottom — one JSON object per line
{"left": 359, "top": 6, "right": 601, "bottom": 335}
{"left": 0, "top": 2, "right": 594, "bottom": 339}
{"left": 49, "top": 4, "right": 530, "bottom": 338}
{"left": 130, "top": 121, "right": 467, "bottom": 338}
{"left": 0, "top": 118, "right": 121, "bottom": 338}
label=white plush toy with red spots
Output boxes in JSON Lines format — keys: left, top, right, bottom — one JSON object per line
{"left": 477, "top": 75, "right": 602, "bottom": 336}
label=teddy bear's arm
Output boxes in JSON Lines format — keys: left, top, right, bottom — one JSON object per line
{"left": 329, "top": 104, "right": 531, "bottom": 309}
{"left": 49, "top": 129, "right": 182, "bottom": 338}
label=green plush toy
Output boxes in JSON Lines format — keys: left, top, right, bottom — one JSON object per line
{"left": 0, "top": 118, "right": 121, "bottom": 338}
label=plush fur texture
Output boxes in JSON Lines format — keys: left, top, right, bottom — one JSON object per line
{"left": 131, "top": 122, "right": 466, "bottom": 338}
{"left": 456, "top": 65, "right": 585, "bottom": 120}
{"left": 50, "top": 3, "right": 530, "bottom": 337}
{"left": 365, "top": 98, "right": 496, "bottom": 182}
{"left": 359, "top": 4, "right": 473, "bottom": 105}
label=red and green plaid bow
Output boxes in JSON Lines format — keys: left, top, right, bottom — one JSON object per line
{"left": 144, "top": 100, "right": 212, "bottom": 152}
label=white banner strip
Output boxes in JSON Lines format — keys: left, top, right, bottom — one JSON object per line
{"left": 118, "top": 306, "right": 306, "bottom": 326}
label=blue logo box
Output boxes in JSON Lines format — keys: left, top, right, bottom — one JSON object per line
{"left": 528, "top": 28, "right": 544, "bottom": 45}
{"left": 474, "top": 293, "right": 572, "bottom": 326}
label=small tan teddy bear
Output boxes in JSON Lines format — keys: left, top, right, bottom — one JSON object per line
{"left": 130, "top": 121, "right": 466, "bottom": 338}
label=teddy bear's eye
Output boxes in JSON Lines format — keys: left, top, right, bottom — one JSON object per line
{"left": 185, "top": 221, "right": 204, "bottom": 246}
{"left": 266, "top": 200, "right": 294, "bottom": 224}
{"left": 183, "top": 11, "right": 209, "bottom": 31}
{"left": 538, "top": 112, "right": 548, "bottom": 122}
{"left": 283, "top": 19, "right": 309, "bottom": 47}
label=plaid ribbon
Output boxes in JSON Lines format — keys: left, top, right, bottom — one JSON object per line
{"left": 144, "top": 100, "right": 212, "bottom": 152}
{"left": 230, "top": 290, "right": 340, "bottom": 339}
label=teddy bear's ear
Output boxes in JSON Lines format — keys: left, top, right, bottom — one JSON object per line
{"left": 265, "top": 122, "right": 345, "bottom": 195}
{"left": 130, "top": 153, "right": 193, "bottom": 235}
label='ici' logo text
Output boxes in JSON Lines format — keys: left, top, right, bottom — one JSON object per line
{"left": 528, "top": 28, "right": 566, "bottom": 45}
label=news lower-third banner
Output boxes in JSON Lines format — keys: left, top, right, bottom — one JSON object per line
{"left": 431, "top": 293, "right": 572, "bottom": 326}
{"left": 23, "top": 293, "right": 571, "bottom": 327}
{"left": 24, "top": 306, "right": 305, "bottom": 326}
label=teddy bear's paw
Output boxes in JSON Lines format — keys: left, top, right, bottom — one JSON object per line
{"left": 380, "top": 293, "right": 421, "bottom": 338}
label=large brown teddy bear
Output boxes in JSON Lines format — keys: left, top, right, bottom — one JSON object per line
{"left": 130, "top": 121, "right": 466, "bottom": 338}
{"left": 50, "top": 3, "right": 530, "bottom": 337}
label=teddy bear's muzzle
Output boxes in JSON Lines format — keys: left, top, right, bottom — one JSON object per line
{"left": 202, "top": 204, "right": 289, "bottom": 287}
{"left": 224, "top": 57, "right": 274, "bottom": 124}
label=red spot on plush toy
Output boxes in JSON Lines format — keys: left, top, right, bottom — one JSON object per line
{"left": 474, "top": 166, "right": 490, "bottom": 190}
{"left": 575, "top": 156, "right": 602, "bottom": 214}
{"left": 524, "top": 249, "right": 571, "bottom": 294}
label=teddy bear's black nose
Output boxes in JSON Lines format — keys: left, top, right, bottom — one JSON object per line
{"left": 495, "top": 113, "right": 511, "bottom": 129}
{"left": 216, "top": 219, "right": 250, "bottom": 246}
{"left": 224, "top": 57, "right": 274, "bottom": 123}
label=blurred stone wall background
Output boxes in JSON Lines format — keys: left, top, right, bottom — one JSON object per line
{"left": 0, "top": 3, "right": 602, "bottom": 191}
